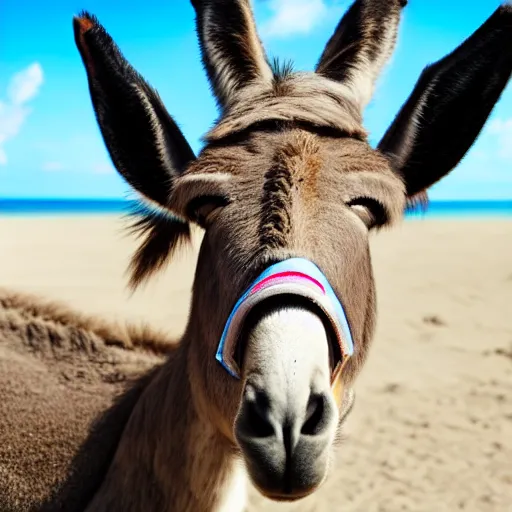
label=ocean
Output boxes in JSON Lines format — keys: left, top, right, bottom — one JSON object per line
{"left": 0, "top": 198, "right": 511, "bottom": 218}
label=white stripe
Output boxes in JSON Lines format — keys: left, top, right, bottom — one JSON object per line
{"left": 179, "top": 172, "right": 233, "bottom": 184}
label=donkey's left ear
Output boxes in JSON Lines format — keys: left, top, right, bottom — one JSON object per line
{"left": 378, "top": 4, "right": 512, "bottom": 199}
{"left": 73, "top": 12, "right": 195, "bottom": 209}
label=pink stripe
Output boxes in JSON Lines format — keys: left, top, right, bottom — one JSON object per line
{"left": 250, "top": 271, "right": 325, "bottom": 295}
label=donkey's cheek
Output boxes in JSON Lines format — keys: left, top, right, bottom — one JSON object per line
{"left": 188, "top": 344, "right": 244, "bottom": 444}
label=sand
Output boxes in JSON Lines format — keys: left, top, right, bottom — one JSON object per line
{"left": 0, "top": 215, "right": 511, "bottom": 511}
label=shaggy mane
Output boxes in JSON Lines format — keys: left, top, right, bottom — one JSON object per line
{"left": 405, "top": 190, "right": 430, "bottom": 214}
{"left": 124, "top": 201, "right": 191, "bottom": 290}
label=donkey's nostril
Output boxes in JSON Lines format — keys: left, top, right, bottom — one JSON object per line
{"left": 244, "top": 401, "right": 275, "bottom": 438}
{"left": 238, "top": 385, "right": 275, "bottom": 438}
{"left": 301, "top": 393, "right": 328, "bottom": 436}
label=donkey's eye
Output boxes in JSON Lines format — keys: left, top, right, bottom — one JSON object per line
{"left": 187, "top": 195, "right": 228, "bottom": 227}
{"left": 194, "top": 203, "right": 220, "bottom": 226}
{"left": 347, "top": 197, "right": 387, "bottom": 229}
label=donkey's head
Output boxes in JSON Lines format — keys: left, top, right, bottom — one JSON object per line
{"left": 74, "top": 1, "right": 512, "bottom": 501}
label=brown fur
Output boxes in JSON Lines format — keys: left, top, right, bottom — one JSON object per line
{"left": 206, "top": 73, "right": 366, "bottom": 141}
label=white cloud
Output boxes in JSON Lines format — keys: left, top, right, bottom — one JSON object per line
{"left": 42, "top": 161, "right": 65, "bottom": 172}
{"left": 260, "top": 0, "right": 334, "bottom": 38}
{"left": 8, "top": 63, "right": 44, "bottom": 105}
{"left": 0, "top": 63, "right": 44, "bottom": 165}
{"left": 488, "top": 118, "right": 512, "bottom": 160}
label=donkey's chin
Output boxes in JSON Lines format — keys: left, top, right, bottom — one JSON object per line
{"left": 252, "top": 482, "right": 323, "bottom": 502}
{"left": 240, "top": 446, "right": 330, "bottom": 502}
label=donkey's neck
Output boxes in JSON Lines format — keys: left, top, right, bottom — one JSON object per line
{"left": 86, "top": 342, "right": 247, "bottom": 512}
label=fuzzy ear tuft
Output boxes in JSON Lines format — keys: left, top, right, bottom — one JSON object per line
{"left": 405, "top": 191, "right": 429, "bottom": 214}
{"left": 126, "top": 204, "right": 191, "bottom": 290}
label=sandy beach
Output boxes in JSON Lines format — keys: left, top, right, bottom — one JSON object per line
{"left": 0, "top": 215, "right": 511, "bottom": 511}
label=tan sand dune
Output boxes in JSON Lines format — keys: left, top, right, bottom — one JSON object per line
{"left": 0, "top": 215, "right": 511, "bottom": 511}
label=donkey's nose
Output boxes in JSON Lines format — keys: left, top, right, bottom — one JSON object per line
{"left": 235, "top": 379, "right": 338, "bottom": 499}
{"left": 235, "top": 306, "right": 339, "bottom": 499}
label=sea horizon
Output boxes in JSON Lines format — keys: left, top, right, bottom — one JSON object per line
{"left": 1, "top": 197, "right": 512, "bottom": 218}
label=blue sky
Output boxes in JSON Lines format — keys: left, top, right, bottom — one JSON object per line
{"left": 0, "top": 0, "right": 510, "bottom": 199}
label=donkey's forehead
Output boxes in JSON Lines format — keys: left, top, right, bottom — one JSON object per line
{"left": 191, "top": 129, "right": 393, "bottom": 179}
{"left": 205, "top": 73, "right": 367, "bottom": 142}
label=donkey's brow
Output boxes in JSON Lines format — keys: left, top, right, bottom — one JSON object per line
{"left": 204, "top": 119, "right": 363, "bottom": 149}
{"left": 180, "top": 172, "right": 233, "bottom": 183}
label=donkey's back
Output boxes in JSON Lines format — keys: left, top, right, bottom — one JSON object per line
{"left": 0, "top": 289, "right": 166, "bottom": 511}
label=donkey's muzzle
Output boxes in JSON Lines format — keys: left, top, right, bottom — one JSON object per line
{"left": 235, "top": 378, "right": 337, "bottom": 500}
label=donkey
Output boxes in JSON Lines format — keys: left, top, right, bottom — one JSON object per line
{"left": 1, "top": 0, "right": 511, "bottom": 510}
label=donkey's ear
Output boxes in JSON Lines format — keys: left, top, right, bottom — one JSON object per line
{"left": 190, "top": 0, "right": 273, "bottom": 109}
{"left": 74, "top": 12, "right": 195, "bottom": 289}
{"left": 73, "top": 12, "right": 195, "bottom": 208}
{"left": 316, "top": 0, "right": 407, "bottom": 111}
{"left": 378, "top": 4, "right": 512, "bottom": 199}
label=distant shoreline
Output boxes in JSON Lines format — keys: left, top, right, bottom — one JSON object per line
{"left": 1, "top": 198, "right": 511, "bottom": 218}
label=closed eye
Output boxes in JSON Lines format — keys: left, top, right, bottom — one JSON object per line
{"left": 186, "top": 195, "right": 229, "bottom": 227}
{"left": 347, "top": 197, "right": 388, "bottom": 229}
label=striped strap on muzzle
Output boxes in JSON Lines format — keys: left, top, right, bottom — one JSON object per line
{"left": 215, "top": 258, "right": 354, "bottom": 384}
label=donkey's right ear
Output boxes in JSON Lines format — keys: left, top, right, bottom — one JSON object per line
{"left": 73, "top": 12, "right": 196, "bottom": 210}
{"left": 191, "top": 0, "right": 273, "bottom": 110}
{"left": 315, "top": 0, "right": 407, "bottom": 112}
